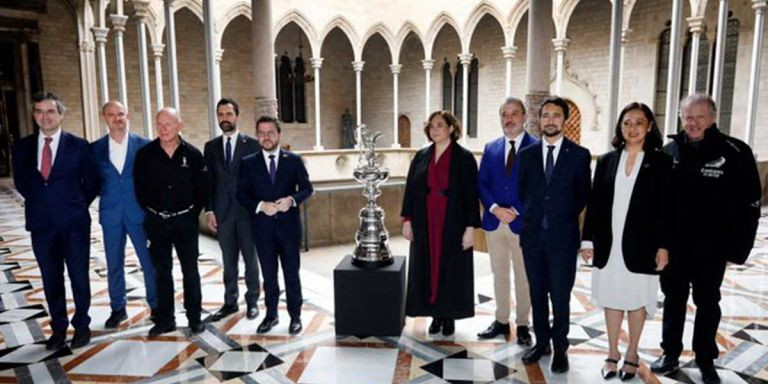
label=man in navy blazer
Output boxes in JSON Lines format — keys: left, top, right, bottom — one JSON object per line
{"left": 237, "top": 116, "right": 313, "bottom": 335}
{"left": 517, "top": 97, "right": 591, "bottom": 373}
{"left": 91, "top": 100, "right": 157, "bottom": 329}
{"left": 12, "top": 92, "right": 99, "bottom": 350}
{"left": 477, "top": 98, "right": 537, "bottom": 344}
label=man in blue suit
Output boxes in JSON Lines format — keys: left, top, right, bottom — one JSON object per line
{"left": 237, "top": 116, "right": 313, "bottom": 335}
{"left": 12, "top": 92, "right": 99, "bottom": 350}
{"left": 517, "top": 97, "right": 591, "bottom": 373}
{"left": 91, "top": 100, "right": 157, "bottom": 329}
{"left": 477, "top": 98, "right": 537, "bottom": 344}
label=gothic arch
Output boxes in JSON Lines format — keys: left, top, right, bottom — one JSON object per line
{"left": 395, "top": 21, "right": 426, "bottom": 61}
{"left": 361, "top": 23, "right": 397, "bottom": 64}
{"left": 319, "top": 15, "right": 361, "bottom": 61}
{"left": 425, "top": 12, "right": 463, "bottom": 59}
{"left": 272, "top": 9, "right": 319, "bottom": 58}
{"left": 464, "top": 1, "right": 506, "bottom": 50}
{"left": 506, "top": 0, "right": 529, "bottom": 46}
{"left": 555, "top": 0, "right": 580, "bottom": 39}
{"left": 172, "top": 0, "right": 203, "bottom": 23}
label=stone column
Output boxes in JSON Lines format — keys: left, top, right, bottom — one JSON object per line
{"left": 525, "top": 0, "right": 553, "bottom": 135}
{"left": 606, "top": 0, "right": 622, "bottom": 143}
{"left": 712, "top": 0, "right": 729, "bottom": 106}
{"left": 552, "top": 38, "right": 569, "bottom": 95}
{"left": 663, "top": 0, "right": 685, "bottom": 138}
{"left": 91, "top": 26, "right": 109, "bottom": 106}
{"left": 459, "top": 53, "right": 472, "bottom": 145}
{"left": 164, "top": 0, "right": 180, "bottom": 112}
{"left": 422, "top": 59, "right": 434, "bottom": 126}
{"left": 390, "top": 64, "right": 402, "bottom": 148}
{"left": 152, "top": 44, "right": 165, "bottom": 109}
{"left": 501, "top": 46, "right": 517, "bottom": 98}
{"left": 352, "top": 60, "right": 364, "bottom": 146}
{"left": 134, "top": 1, "right": 154, "bottom": 138}
{"left": 311, "top": 57, "right": 324, "bottom": 150}
{"left": 204, "top": 0, "right": 220, "bottom": 137}
{"left": 687, "top": 17, "right": 706, "bottom": 95}
{"left": 110, "top": 14, "right": 129, "bottom": 106}
{"left": 78, "top": 39, "right": 100, "bottom": 141}
{"left": 745, "top": 0, "right": 767, "bottom": 147}
{"left": 252, "top": 0, "right": 278, "bottom": 118}
{"left": 214, "top": 49, "right": 223, "bottom": 103}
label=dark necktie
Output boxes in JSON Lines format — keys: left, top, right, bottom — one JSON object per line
{"left": 506, "top": 140, "right": 516, "bottom": 175}
{"left": 225, "top": 137, "right": 232, "bottom": 170}
{"left": 545, "top": 145, "right": 555, "bottom": 184}
{"left": 41, "top": 137, "right": 53, "bottom": 181}
{"left": 269, "top": 154, "right": 276, "bottom": 184}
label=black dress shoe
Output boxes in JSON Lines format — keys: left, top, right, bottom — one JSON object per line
{"left": 522, "top": 344, "right": 552, "bottom": 364}
{"left": 105, "top": 309, "right": 128, "bottom": 329}
{"left": 428, "top": 318, "right": 442, "bottom": 334}
{"left": 699, "top": 363, "right": 721, "bottom": 384}
{"left": 71, "top": 328, "right": 91, "bottom": 349}
{"left": 257, "top": 317, "right": 279, "bottom": 334}
{"left": 650, "top": 355, "right": 679, "bottom": 373}
{"left": 477, "top": 321, "right": 510, "bottom": 339}
{"left": 209, "top": 304, "right": 238, "bottom": 322}
{"left": 150, "top": 309, "right": 158, "bottom": 323}
{"left": 246, "top": 305, "right": 259, "bottom": 320}
{"left": 45, "top": 331, "right": 66, "bottom": 351}
{"left": 189, "top": 322, "right": 206, "bottom": 335}
{"left": 551, "top": 351, "right": 569, "bottom": 373}
{"left": 516, "top": 326, "right": 532, "bottom": 346}
{"left": 442, "top": 319, "right": 455, "bottom": 336}
{"left": 289, "top": 318, "right": 302, "bottom": 335}
{"left": 148, "top": 322, "right": 177, "bottom": 337}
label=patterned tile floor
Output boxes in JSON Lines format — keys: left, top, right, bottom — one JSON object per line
{"left": 1, "top": 180, "right": 768, "bottom": 383}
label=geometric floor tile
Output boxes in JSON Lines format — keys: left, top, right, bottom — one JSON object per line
{"left": 0, "top": 281, "right": 32, "bottom": 294}
{"left": 196, "top": 343, "right": 283, "bottom": 381}
{"left": 420, "top": 350, "right": 513, "bottom": 384}
{"left": 68, "top": 340, "right": 189, "bottom": 377}
{"left": 0, "top": 342, "right": 72, "bottom": 371}
{"left": 0, "top": 304, "right": 46, "bottom": 324}
{"left": 299, "top": 346, "right": 399, "bottom": 384}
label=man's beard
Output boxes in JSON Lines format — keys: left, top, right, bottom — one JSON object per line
{"left": 542, "top": 125, "right": 561, "bottom": 137}
{"left": 219, "top": 121, "right": 236, "bottom": 132}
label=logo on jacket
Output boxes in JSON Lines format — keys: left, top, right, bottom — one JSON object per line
{"left": 701, "top": 156, "right": 726, "bottom": 178}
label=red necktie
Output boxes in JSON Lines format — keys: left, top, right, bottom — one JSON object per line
{"left": 506, "top": 140, "right": 516, "bottom": 175}
{"left": 41, "top": 137, "right": 52, "bottom": 181}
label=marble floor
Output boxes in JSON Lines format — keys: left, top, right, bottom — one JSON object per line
{"left": 1, "top": 180, "right": 768, "bottom": 383}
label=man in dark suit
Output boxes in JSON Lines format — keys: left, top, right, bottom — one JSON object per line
{"left": 91, "top": 100, "right": 156, "bottom": 329}
{"left": 12, "top": 92, "right": 99, "bottom": 350}
{"left": 237, "top": 116, "right": 313, "bottom": 335}
{"left": 477, "top": 97, "right": 537, "bottom": 343}
{"left": 517, "top": 97, "right": 591, "bottom": 373}
{"left": 204, "top": 98, "right": 262, "bottom": 322}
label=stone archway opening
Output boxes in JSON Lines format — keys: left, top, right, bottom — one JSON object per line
{"left": 564, "top": 99, "right": 581, "bottom": 144}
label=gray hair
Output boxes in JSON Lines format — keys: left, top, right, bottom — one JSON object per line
{"left": 680, "top": 93, "right": 717, "bottom": 117}
{"left": 156, "top": 107, "right": 182, "bottom": 122}
{"left": 499, "top": 97, "right": 526, "bottom": 116}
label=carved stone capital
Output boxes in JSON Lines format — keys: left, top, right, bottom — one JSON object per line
{"left": 151, "top": 44, "right": 165, "bottom": 58}
{"left": 552, "top": 38, "right": 570, "bottom": 52}
{"left": 501, "top": 46, "right": 518, "bottom": 59}
{"left": 91, "top": 27, "right": 109, "bottom": 43}
{"left": 389, "top": 64, "right": 402, "bottom": 74}
{"left": 110, "top": 14, "right": 129, "bottom": 32}
{"left": 351, "top": 60, "right": 365, "bottom": 72}
{"left": 421, "top": 59, "right": 435, "bottom": 71}
{"left": 458, "top": 53, "right": 473, "bottom": 65}
{"left": 310, "top": 57, "right": 324, "bottom": 69}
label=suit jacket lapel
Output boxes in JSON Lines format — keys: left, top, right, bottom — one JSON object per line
{"left": 550, "top": 138, "right": 572, "bottom": 182}
{"left": 47, "top": 132, "right": 68, "bottom": 180}
{"left": 605, "top": 150, "right": 621, "bottom": 205}
{"left": 124, "top": 134, "right": 139, "bottom": 174}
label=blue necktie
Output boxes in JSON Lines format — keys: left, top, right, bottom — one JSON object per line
{"left": 269, "top": 154, "right": 276, "bottom": 184}
{"left": 225, "top": 137, "right": 232, "bottom": 170}
{"left": 545, "top": 145, "right": 555, "bottom": 184}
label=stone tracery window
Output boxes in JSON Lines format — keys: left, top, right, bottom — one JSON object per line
{"left": 276, "top": 53, "right": 308, "bottom": 124}
{"left": 442, "top": 58, "right": 478, "bottom": 138}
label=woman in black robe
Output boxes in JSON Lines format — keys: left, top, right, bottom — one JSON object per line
{"left": 401, "top": 110, "right": 481, "bottom": 336}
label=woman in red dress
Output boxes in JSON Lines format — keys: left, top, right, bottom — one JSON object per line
{"left": 401, "top": 111, "right": 481, "bottom": 336}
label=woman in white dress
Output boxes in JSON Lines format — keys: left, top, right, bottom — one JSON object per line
{"left": 581, "top": 102, "right": 672, "bottom": 381}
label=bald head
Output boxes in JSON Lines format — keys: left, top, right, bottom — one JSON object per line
{"left": 156, "top": 107, "right": 181, "bottom": 123}
{"left": 102, "top": 100, "right": 129, "bottom": 141}
{"left": 156, "top": 107, "right": 183, "bottom": 145}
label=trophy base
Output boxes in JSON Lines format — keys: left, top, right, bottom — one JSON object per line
{"left": 351, "top": 257, "right": 394, "bottom": 269}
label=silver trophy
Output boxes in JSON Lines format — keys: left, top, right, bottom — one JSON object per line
{"left": 352, "top": 124, "right": 393, "bottom": 268}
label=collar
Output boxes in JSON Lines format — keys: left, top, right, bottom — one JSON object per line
{"left": 223, "top": 129, "right": 239, "bottom": 141}
{"left": 108, "top": 130, "right": 130, "bottom": 146}
{"left": 39, "top": 127, "right": 62, "bottom": 142}
{"left": 542, "top": 135, "right": 564, "bottom": 149}
{"left": 505, "top": 130, "right": 526, "bottom": 144}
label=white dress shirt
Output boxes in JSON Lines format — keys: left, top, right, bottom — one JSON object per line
{"left": 255, "top": 148, "right": 291, "bottom": 214}
{"left": 541, "top": 135, "right": 564, "bottom": 167}
{"left": 109, "top": 132, "right": 129, "bottom": 174}
{"left": 37, "top": 127, "right": 62, "bottom": 172}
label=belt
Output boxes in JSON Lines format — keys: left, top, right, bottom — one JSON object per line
{"left": 147, "top": 205, "right": 194, "bottom": 219}
{"left": 425, "top": 187, "right": 449, "bottom": 197}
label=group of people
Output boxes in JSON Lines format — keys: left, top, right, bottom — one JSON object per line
{"left": 12, "top": 92, "right": 312, "bottom": 353}
{"left": 401, "top": 94, "right": 761, "bottom": 384}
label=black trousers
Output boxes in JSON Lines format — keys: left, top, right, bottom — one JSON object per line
{"left": 522, "top": 230, "right": 578, "bottom": 353}
{"left": 217, "top": 217, "right": 260, "bottom": 306}
{"left": 145, "top": 212, "right": 202, "bottom": 326}
{"left": 256, "top": 229, "right": 302, "bottom": 320}
{"left": 660, "top": 254, "right": 726, "bottom": 364}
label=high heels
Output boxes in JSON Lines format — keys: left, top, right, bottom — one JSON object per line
{"left": 619, "top": 360, "right": 639, "bottom": 381}
{"left": 601, "top": 356, "right": 620, "bottom": 380}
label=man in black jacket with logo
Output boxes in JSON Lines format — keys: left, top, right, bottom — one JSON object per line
{"left": 651, "top": 94, "right": 761, "bottom": 384}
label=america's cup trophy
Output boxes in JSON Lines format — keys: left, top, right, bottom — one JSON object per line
{"left": 352, "top": 124, "right": 393, "bottom": 268}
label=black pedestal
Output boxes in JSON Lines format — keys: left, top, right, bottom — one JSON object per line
{"left": 333, "top": 255, "right": 406, "bottom": 337}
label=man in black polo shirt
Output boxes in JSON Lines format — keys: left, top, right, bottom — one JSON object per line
{"left": 134, "top": 107, "right": 209, "bottom": 336}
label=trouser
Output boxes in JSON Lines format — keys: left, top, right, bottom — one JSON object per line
{"left": 102, "top": 219, "right": 157, "bottom": 311}
{"left": 217, "top": 216, "right": 260, "bottom": 306}
{"left": 486, "top": 224, "right": 530, "bottom": 326}
{"left": 523, "top": 230, "right": 577, "bottom": 353}
{"left": 256, "top": 231, "right": 302, "bottom": 320}
{"left": 145, "top": 212, "right": 201, "bottom": 326}
{"left": 660, "top": 254, "right": 727, "bottom": 364}
{"left": 31, "top": 228, "right": 91, "bottom": 332}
